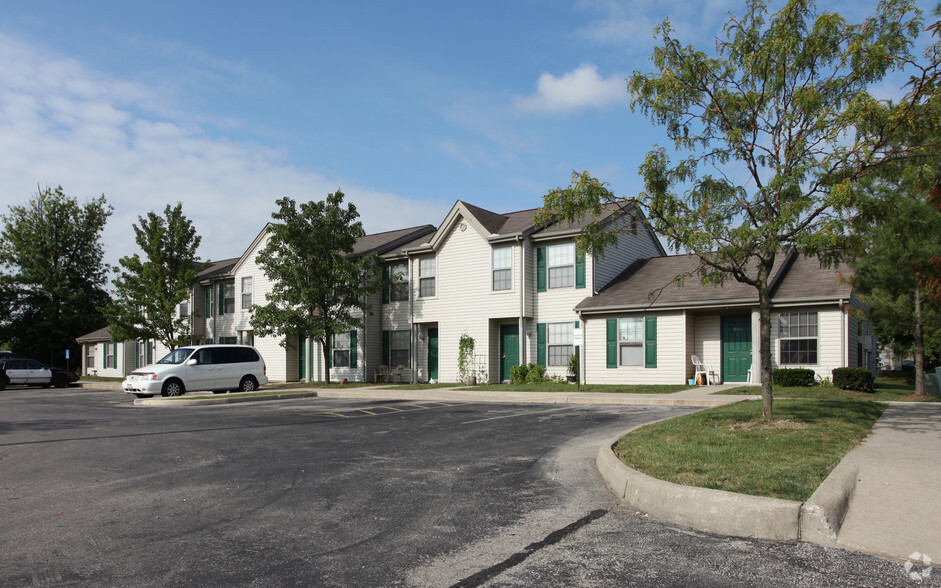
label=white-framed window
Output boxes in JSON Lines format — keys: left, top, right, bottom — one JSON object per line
{"left": 493, "top": 246, "right": 512, "bottom": 291}
{"left": 223, "top": 283, "right": 235, "bottom": 314}
{"left": 419, "top": 257, "right": 435, "bottom": 298}
{"left": 86, "top": 345, "right": 95, "bottom": 369}
{"left": 547, "top": 243, "right": 575, "bottom": 289}
{"left": 241, "top": 276, "right": 253, "bottom": 309}
{"left": 390, "top": 330, "right": 410, "bottom": 366}
{"left": 105, "top": 343, "right": 115, "bottom": 369}
{"left": 548, "top": 322, "right": 574, "bottom": 366}
{"left": 179, "top": 301, "right": 189, "bottom": 318}
{"left": 779, "top": 311, "right": 818, "bottom": 364}
{"left": 390, "top": 262, "right": 409, "bottom": 302}
{"left": 619, "top": 317, "right": 644, "bottom": 366}
{"left": 219, "top": 336, "right": 237, "bottom": 344}
{"left": 333, "top": 331, "right": 351, "bottom": 368}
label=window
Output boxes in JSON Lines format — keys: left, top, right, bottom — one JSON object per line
{"left": 419, "top": 258, "right": 435, "bottom": 297}
{"left": 106, "top": 343, "right": 116, "bottom": 369}
{"left": 619, "top": 317, "right": 644, "bottom": 366}
{"left": 493, "top": 247, "right": 512, "bottom": 291}
{"left": 179, "top": 301, "right": 189, "bottom": 318}
{"left": 86, "top": 345, "right": 95, "bottom": 369}
{"left": 547, "top": 243, "right": 574, "bottom": 289}
{"left": 332, "top": 331, "right": 353, "bottom": 367}
{"left": 779, "top": 311, "right": 818, "bottom": 364}
{"left": 390, "top": 262, "right": 409, "bottom": 302}
{"left": 241, "top": 276, "right": 253, "bottom": 309}
{"left": 223, "top": 283, "right": 235, "bottom": 314}
{"left": 387, "top": 330, "right": 410, "bottom": 367}
{"left": 547, "top": 322, "right": 573, "bottom": 366}
{"left": 219, "top": 336, "right": 237, "bottom": 344}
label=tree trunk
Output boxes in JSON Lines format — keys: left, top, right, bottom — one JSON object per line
{"left": 758, "top": 282, "right": 774, "bottom": 421}
{"left": 321, "top": 337, "right": 331, "bottom": 385}
{"left": 915, "top": 281, "right": 925, "bottom": 396}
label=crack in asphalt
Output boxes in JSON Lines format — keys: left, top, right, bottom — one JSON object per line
{"left": 449, "top": 508, "right": 610, "bottom": 588}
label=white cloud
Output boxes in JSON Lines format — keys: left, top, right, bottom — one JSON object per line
{"left": 514, "top": 64, "right": 626, "bottom": 114}
{"left": 0, "top": 33, "right": 449, "bottom": 270}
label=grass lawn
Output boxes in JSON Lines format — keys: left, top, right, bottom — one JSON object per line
{"left": 717, "top": 371, "right": 939, "bottom": 402}
{"left": 79, "top": 375, "right": 124, "bottom": 383}
{"left": 614, "top": 399, "right": 885, "bottom": 502}
{"left": 461, "top": 383, "right": 691, "bottom": 394}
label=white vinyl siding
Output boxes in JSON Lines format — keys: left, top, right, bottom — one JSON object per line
{"left": 585, "top": 310, "right": 686, "bottom": 384}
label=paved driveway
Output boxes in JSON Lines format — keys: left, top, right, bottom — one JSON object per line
{"left": 0, "top": 388, "right": 929, "bottom": 587}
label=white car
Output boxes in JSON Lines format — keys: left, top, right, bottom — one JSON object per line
{"left": 123, "top": 345, "right": 268, "bottom": 398}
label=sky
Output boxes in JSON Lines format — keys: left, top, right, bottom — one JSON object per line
{"left": 0, "top": 0, "right": 934, "bottom": 268}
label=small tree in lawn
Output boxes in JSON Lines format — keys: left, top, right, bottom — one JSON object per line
{"left": 250, "top": 191, "right": 381, "bottom": 384}
{"left": 538, "top": 0, "right": 930, "bottom": 420}
{"left": 103, "top": 203, "right": 203, "bottom": 351}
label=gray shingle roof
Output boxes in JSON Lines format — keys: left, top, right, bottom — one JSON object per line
{"left": 351, "top": 225, "right": 436, "bottom": 257}
{"left": 576, "top": 251, "right": 852, "bottom": 312}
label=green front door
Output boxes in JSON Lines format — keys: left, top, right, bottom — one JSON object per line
{"left": 427, "top": 328, "right": 438, "bottom": 381}
{"left": 722, "top": 315, "right": 752, "bottom": 382}
{"left": 500, "top": 324, "right": 520, "bottom": 382}
{"left": 298, "top": 336, "right": 306, "bottom": 381}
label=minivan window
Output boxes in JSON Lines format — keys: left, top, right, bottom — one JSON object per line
{"left": 158, "top": 348, "right": 195, "bottom": 365}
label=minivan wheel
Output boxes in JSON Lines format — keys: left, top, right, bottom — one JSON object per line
{"left": 52, "top": 375, "right": 69, "bottom": 388}
{"left": 161, "top": 379, "right": 185, "bottom": 397}
{"left": 238, "top": 376, "right": 258, "bottom": 392}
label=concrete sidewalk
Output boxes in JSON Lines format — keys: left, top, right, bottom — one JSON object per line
{"left": 828, "top": 403, "right": 941, "bottom": 562}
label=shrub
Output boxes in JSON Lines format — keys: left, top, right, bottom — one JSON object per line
{"left": 772, "top": 368, "right": 816, "bottom": 387}
{"left": 526, "top": 363, "right": 546, "bottom": 384}
{"left": 832, "top": 367, "right": 875, "bottom": 393}
{"left": 510, "top": 364, "right": 529, "bottom": 384}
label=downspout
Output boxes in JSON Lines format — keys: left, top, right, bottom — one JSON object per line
{"left": 577, "top": 310, "right": 585, "bottom": 387}
{"left": 840, "top": 298, "right": 847, "bottom": 369}
{"left": 519, "top": 236, "right": 525, "bottom": 375}
{"left": 410, "top": 257, "right": 416, "bottom": 384}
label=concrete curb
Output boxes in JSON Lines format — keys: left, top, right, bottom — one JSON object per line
{"left": 135, "top": 392, "right": 319, "bottom": 406}
{"left": 596, "top": 423, "right": 860, "bottom": 545}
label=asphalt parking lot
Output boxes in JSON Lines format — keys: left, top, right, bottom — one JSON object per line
{"left": 1, "top": 387, "right": 932, "bottom": 587}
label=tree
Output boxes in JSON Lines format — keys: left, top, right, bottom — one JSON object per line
{"left": 250, "top": 191, "right": 382, "bottom": 384}
{"left": 103, "top": 203, "right": 203, "bottom": 351}
{"left": 538, "top": 0, "right": 928, "bottom": 419}
{"left": 0, "top": 185, "right": 112, "bottom": 366}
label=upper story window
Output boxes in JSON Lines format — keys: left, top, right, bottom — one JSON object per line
{"left": 779, "top": 312, "right": 818, "bottom": 364}
{"left": 548, "top": 243, "right": 575, "bottom": 289}
{"left": 390, "top": 262, "right": 408, "bottom": 302}
{"left": 179, "top": 301, "right": 188, "bottom": 318}
{"left": 419, "top": 257, "right": 435, "bottom": 297}
{"left": 619, "top": 317, "right": 644, "bottom": 366}
{"left": 493, "top": 246, "right": 512, "bottom": 291}
{"left": 222, "top": 283, "right": 235, "bottom": 314}
{"left": 241, "top": 276, "right": 253, "bottom": 309}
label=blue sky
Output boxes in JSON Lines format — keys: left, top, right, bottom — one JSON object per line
{"left": 0, "top": 0, "right": 932, "bottom": 266}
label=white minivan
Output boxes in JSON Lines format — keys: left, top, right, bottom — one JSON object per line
{"left": 123, "top": 344, "right": 268, "bottom": 398}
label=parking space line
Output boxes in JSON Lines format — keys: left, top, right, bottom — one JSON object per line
{"left": 461, "top": 406, "right": 573, "bottom": 425}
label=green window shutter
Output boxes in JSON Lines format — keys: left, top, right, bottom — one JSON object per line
{"left": 382, "top": 330, "right": 391, "bottom": 365}
{"left": 645, "top": 316, "right": 657, "bottom": 369}
{"left": 218, "top": 284, "right": 225, "bottom": 315}
{"left": 350, "top": 330, "right": 357, "bottom": 369}
{"left": 575, "top": 246, "right": 586, "bottom": 289}
{"left": 606, "top": 318, "right": 617, "bottom": 369}
{"left": 382, "top": 266, "right": 390, "bottom": 304}
{"left": 205, "top": 288, "right": 211, "bottom": 316}
{"left": 536, "top": 323, "right": 547, "bottom": 366}
{"left": 113, "top": 343, "right": 118, "bottom": 369}
{"left": 537, "top": 246, "right": 547, "bottom": 292}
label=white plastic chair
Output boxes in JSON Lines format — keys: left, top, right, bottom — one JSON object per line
{"left": 691, "top": 355, "right": 718, "bottom": 385}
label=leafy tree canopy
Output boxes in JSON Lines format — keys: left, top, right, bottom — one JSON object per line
{"left": 0, "top": 185, "right": 112, "bottom": 365}
{"left": 103, "top": 203, "right": 203, "bottom": 351}
{"left": 539, "top": 0, "right": 933, "bottom": 419}
{"left": 250, "top": 190, "right": 381, "bottom": 384}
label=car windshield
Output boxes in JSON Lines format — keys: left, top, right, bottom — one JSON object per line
{"left": 157, "top": 348, "right": 195, "bottom": 365}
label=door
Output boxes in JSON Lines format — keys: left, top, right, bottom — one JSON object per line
{"left": 186, "top": 347, "right": 217, "bottom": 391}
{"left": 722, "top": 315, "right": 752, "bottom": 382}
{"left": 427, "top": 328, "right": 438, "bottom": 381}
{"left": 298, "top": 336, "right": 306, "bottom": 381}
{"left": 500, "top": 324, "right": 519, "bottom": 382}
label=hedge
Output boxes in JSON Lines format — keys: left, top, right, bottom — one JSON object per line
{"left": 832, "top": 367, "right": 875, "bottom": 393}
{"left": 772, "top": 368, "right": 816, "bottom": 387}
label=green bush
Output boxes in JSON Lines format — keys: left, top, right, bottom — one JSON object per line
{"left": 832, "top": 367, "right": 875, "bottom": 393}
{"left": 510, "top": 364, "right": 529, "bottom": 384}
{"left": 772, "top": 368, "right": 816, "bottom": 387}
{"left": 526, "top": 363, "right": 546, "bottom": 384}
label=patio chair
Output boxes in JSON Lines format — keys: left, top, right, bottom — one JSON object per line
{"left": 392, "top": 365, "right": 405, "bottom": 383}
{"left": 374, "top": 365, "right": 389, "bottom": 383}
{"left": 691, "top": 355, "right": 718, "bottom": 385}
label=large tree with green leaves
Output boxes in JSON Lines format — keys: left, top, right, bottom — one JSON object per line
{"left": 103, "top": 203, "right": 203, "bottom": 351}
{"left": 250, "top": 190, "right": 381, "bottom": 384}
{"left": 0, "top": 185, "right": 112, "bottom": 366}
{"left": 539, "top": 0, "right": 932, "bottom": 419}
